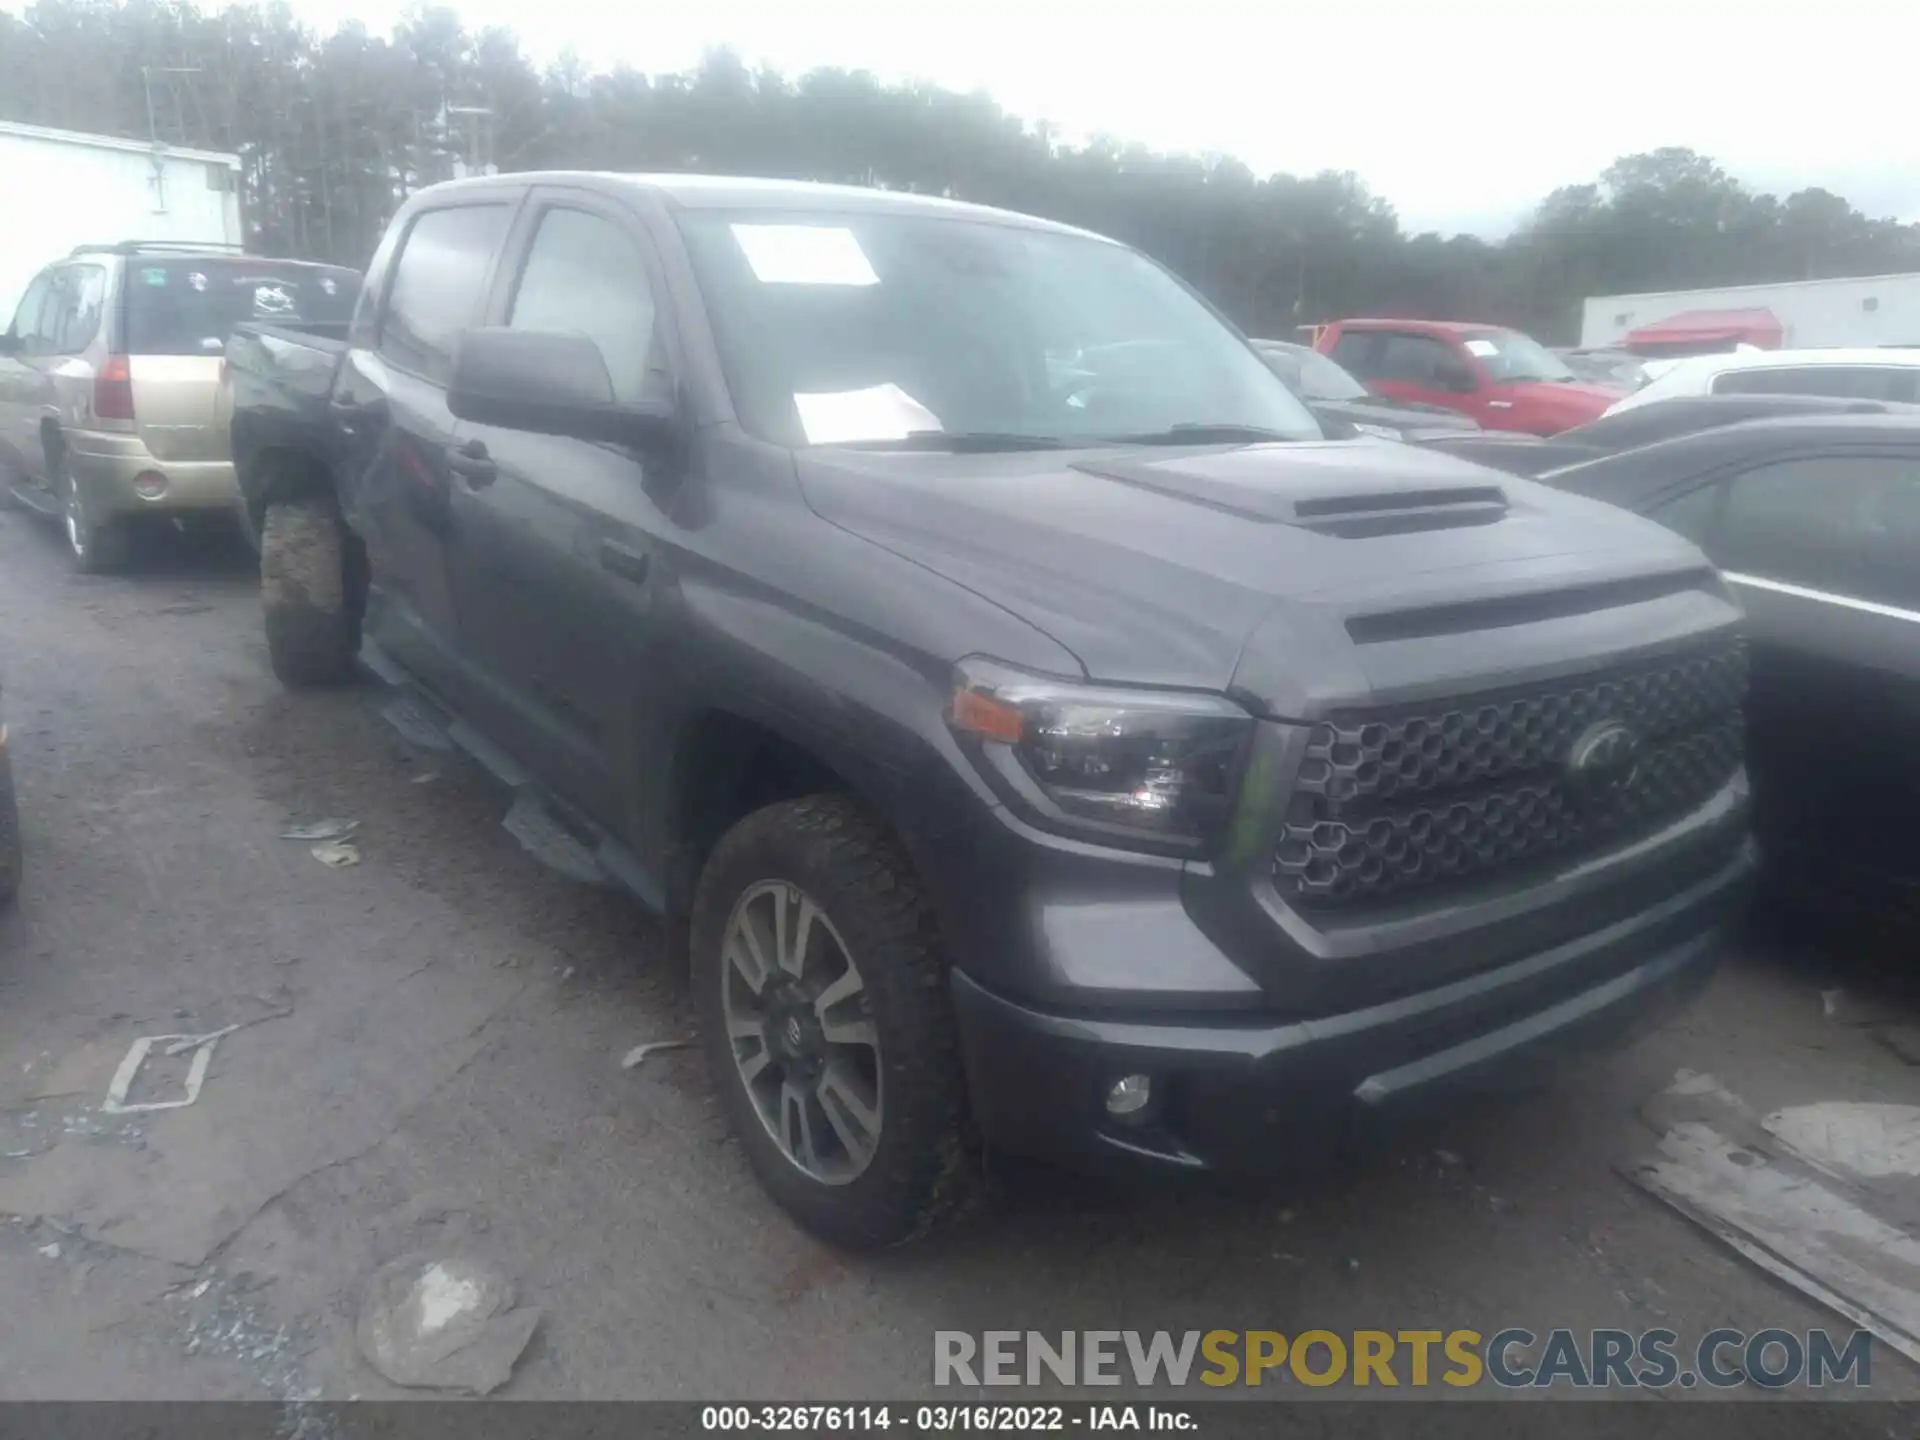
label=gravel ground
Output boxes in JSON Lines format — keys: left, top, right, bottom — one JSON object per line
{"left": 0, "top": 502, "right": 1915, "bottom": 1413}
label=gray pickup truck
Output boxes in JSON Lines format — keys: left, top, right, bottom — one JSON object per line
{"left": 226, "top": 172, "right": 1755, "bottom": 1247}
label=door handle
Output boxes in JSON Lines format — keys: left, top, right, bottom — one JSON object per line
{"left": 599, "top": 538, "right": 651, "bottom": 585}
{"left": 447, "top": 439, "right": 497, "bottom": 488}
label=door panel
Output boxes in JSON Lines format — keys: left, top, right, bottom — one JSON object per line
{"left": 446, "top": 423, "right": 669, "bottom": 828}
{"left": 444, "top": 193, "right": 676, "bottom": 833}
{"left": 351, "top": 200, "right": 515, "bottom": 700}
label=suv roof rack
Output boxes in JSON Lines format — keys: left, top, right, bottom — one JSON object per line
{"left": 68, "top": 240, "right": 249, "bottom": 258}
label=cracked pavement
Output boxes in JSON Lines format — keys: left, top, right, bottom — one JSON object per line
{"left": 0, "top": 504, "right": 1916, "bottom": 1411}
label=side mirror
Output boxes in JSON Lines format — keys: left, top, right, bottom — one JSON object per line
{"left": 446, "top": 328, "right": 679, "bottom": 450}
{"left": 1435, "top": 358, "right": 1479, "bottom": 393}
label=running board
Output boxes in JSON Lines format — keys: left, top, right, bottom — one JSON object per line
{"left": 8, "top": 482, "right": 60, "bottom": 521}
{"left": 361, "top": 639, "right": 664, "bottom": 912}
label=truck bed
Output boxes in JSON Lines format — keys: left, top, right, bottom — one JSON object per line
{"left": 224, "top": 321, "right": 352, "bottom": 534}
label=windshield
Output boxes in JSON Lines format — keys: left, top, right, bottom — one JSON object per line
{"left": 123, "top": 259, "right": 362, "bottom": 357}
{"left": 1257, "top": 342, "right": 1369, "bottom": 401}
{"left": 1466, "top": 328, "right": 1577, "bottom": 384}
{"left": 677, "top": 210, "right": 1322, "bottom": 448}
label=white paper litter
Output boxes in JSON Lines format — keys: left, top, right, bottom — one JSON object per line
{"left": 793, "top": 383, "right": 941, "bottom": 445}
{"left": 311, "top": 840, "right": 361, "bottom": 868}
{"left": 102, "top": 1034, "right": 221, "bottom": 1114}
{"left": 731, "top": 224, "right": 879, "bottom": 287}
{"left": 621, "top": 1040, "right": 692, "bottom": 1070}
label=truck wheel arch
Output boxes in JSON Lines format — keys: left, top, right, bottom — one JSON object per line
{"left": 665, "top": 710, "right": 940, "bottom": 932}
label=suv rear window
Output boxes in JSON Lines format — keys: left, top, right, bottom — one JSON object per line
{"left": 123, "top": 259, "right": 362, "bottom": 356}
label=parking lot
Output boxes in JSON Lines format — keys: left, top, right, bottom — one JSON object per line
{"left": 0, "top": 504, "right": 1916, "bottom": 1409}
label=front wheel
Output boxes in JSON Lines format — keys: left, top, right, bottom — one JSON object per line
{"left": 693, "top": 795, "right": 976, "bottom": 1249}
{"left": 260, "top": 496, "right": 358, "bottom": 687}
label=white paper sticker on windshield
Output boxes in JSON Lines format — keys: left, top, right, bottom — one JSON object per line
{"left": 1463, "top": 338, "right": 1498, "bottom": 357}
{"left": 793, "top": 384, "right": 940, "bottom": 444}
{"left": 732, "top": 224, "right": 879, "bottom": 286}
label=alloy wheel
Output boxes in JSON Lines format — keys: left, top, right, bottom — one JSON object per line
{"left": 720, "top": 880, "right": 883, "bottom": 1185}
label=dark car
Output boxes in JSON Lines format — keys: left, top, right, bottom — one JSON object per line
{"left": 1250, "top": 339, "right": 1478, "bottom": 439}
{"left": 227, "top": 173, "right": 1753, "bottom": 1248}
{"left": 1412, "top": 393, "right": 1920, "bottom": 479}
{"left": 1535, "top": 413, "right": 1920, "bottom": 909}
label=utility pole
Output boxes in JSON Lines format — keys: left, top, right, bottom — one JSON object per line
{"left": 141, "top": 65, "right": 201, "bottom": 214}
{"left": 446, "top": 104, "right": 494, "bottom": 177}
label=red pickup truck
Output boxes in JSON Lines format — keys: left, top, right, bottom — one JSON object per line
{"left": 1316, "top": 318, "right": 1621, "bottom": 435}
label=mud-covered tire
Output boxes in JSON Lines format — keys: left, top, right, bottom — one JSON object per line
{"left": 0, "top": 746, "right": 20, "bottom": 909}
{"left": 692, "top": 795, "right": 976, "bottom": 1249}
{"left": 260, "top": 496, "right": 357, "bottom": 687}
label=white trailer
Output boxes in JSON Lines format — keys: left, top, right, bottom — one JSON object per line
{"left": 1580, "top": 272, "right": 1920, "bottom": 352}
{"left": 0, "top": 120, "right": 243, "bottom": 331}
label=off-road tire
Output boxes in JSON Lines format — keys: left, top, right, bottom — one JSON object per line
{"left": 261, "top": 496, "right": 358, "bottom": 687}
{"left": 53, "top": 444, "right": 132, "bottom": 574}
{"left": 0, "top": 747, "right": 20, "bottom": 909}
{"left": 692, "top": 795, "right": 977, "bottom": 1249}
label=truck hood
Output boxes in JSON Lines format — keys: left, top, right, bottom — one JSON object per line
{"left": 1310, "top": 396, "right": 1480, "bottom": 434}
{"left": 797, "top": 440, "right": 1715, "bottom": 717}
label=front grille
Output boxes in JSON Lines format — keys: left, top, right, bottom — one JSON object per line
{"left": 1274, "top": 642, "right": 1747, "bottom": 911}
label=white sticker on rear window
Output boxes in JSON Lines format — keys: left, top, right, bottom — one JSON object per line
{"left": 731, "top": 224, "right": 879, "bottom": 286}
{"left": 1463, "top": 339, "right": 1498, "bottom": 357}
{"left": 188, "top": 271, "right": 209, "bottom": 292}
{"left": 251, "top": 283, "right": 296, "bottom": 316}
{"left": 793, "top": 384, "right": 940, "bottom": 444}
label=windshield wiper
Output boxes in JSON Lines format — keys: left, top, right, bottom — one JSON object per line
{"left": 1102, "top": 422, "right": 1304, "bottom": 446}
{"left": 834, "top": 430, "right": 1069, "bottom": 452}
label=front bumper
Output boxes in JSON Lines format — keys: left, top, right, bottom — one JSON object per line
{"left": 68, "top": 431, "right": 237, "bottom": 516}
{"left": 951, "top": 837, "right": 1754, "bottom": 1174}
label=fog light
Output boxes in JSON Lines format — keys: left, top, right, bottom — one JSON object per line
{"left": 131, "top": 470, "right": 169, "bottom": 500}
{"left": 1105, "top": 1073, "right": 1152, "bottom": 1118}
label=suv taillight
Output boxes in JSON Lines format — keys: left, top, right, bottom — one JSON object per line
{"left": 94, "top": 356, "right": 135, "bottom": 421}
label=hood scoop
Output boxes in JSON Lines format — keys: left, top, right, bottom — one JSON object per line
{"left": 1071, "top": 450, "right": 1509, "bottom": 537}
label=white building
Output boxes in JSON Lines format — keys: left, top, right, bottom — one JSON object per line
{"left": 1580, "top": 272, "right": 1920, "bottom": 353}
{"left": 0, "top": 120, "right": 243, "bottom": 328}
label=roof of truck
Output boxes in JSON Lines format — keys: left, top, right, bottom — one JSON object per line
{"left": 420, "top": 171, "right": 1108, "bottom": 240}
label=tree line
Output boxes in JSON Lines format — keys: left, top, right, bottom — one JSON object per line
{"left": 5, "top": 0, "right": 1919, "bottom": 342}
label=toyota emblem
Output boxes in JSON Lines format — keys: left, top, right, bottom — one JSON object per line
{"left": 1565, "top": 720, "right": 1641, "bottom": 801}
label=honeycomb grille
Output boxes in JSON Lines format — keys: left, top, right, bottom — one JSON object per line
{"left": 1274, "top": 643, "right": 1747, "bottom": 911}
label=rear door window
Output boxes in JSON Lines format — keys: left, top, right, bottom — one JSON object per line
{"left": 124, "top": 259, "right": 362, "bottom": 357}
{"left": 1329, "top": 331, "right": 1380, "bottom": 377}
{"left": 52, "top": 265, "right": 107, "bottom": 353}
{"left": 380, "top": 204, "right": 512, "bottom": 383}
{"left": 1711, "top": 366, "right": 1920, "bottom": 403}
{"left": 7, "top": 272, "right": 56, "bottom": 353}
{"left": 1374, "top": 333, "right": 1461, "bottom": 385}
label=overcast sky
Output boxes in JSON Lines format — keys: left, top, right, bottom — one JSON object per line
{"left": 274, "top": 0, "right": 1920, "bottom": 235}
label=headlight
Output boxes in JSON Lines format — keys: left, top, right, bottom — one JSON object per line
{"left": 948, "top": 658, "right": 1253, "bottom": 853}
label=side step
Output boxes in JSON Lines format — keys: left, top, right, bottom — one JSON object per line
{"left": 362, "top": 640, "right": 663, "bottom": 912}
{"left": 8, "top": 481, "right": 60, "bottom": 522}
